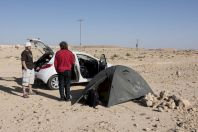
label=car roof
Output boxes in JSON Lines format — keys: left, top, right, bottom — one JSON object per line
{"left": 72, "top": 51, "right": 99, "bottom": 60}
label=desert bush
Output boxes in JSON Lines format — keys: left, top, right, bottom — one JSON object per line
{"left": 110, "top": 54, "right": 119, "bottom": 60}
{"left": 112, "top": 54, "right": 118, "bottom": 57}
{"left": 126, "top": 53, "right": 131, "bottom": 56}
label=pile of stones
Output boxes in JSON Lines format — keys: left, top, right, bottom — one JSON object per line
{"left": 143, "top": 91, "right": 191, "bottom": 112}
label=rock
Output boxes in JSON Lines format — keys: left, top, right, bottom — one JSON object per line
{"left": 146, "top": 100, "right": 153, "bottom": 107}
{"left": 190, "top": 128, "right": 197, "bottom": 132}
{"left": 177, "top": 122, "right": 184, "bottom": 127}
{"left": 166, "top": 100, "right": 176, "bottom": 109}
{"left": 140, "top": 113, "right": 146, "bottom": 116}
{"left": 142, "top": 128, "right": 150, "bottom": 131}
{"left": 187, "top": 107, "right": 196, "bottom": 112}
{"left": 159, "top": 106, "right": 164, "bottom": 112}
{"left": 159, "top": 91, "right": 166, "bottom": 99}
{"left": 153, "top": 117, "right": 160, "bottom": 121}
{"left": 133, "top": 123, "right": 138, "bottom": 127}
{"left": 162, "top": 101, "right": 167, "bottom": 106}
{"left": 144, "top": 93, "right": 158, "bottom": 107}
{"left": 176, "top": 71, "right": 181, "bottom": 77}
{"left": 145, "top": 93, "right": 154, "bottom": 101}
{"left": 152, "top": 124, "right": 157, "bottom": 128}
{"left": 169, "top": 95, "right": 180, "bottom": 106}
{"left": 170, "top": 101, "right": 176, "bottom": 109}
{"left": 192, "top": 107, "right": 197, "bottom": 111}
{"left": 178, "top": 99, "right": 191, "bottom": 108}
{"left": 152, "top": 96, "right": 159, "bottom": 106}
{"left": 163, "top": 106, "right": 169, "bottom": 111}
{"left": 156, "top": 107, "right": 163, "bottom": 112}
{"left": 146, "top": 117, "right": 151, "bottom": 119}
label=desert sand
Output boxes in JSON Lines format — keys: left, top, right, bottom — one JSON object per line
{"left": 0, "top": 45, "right": 197, "bottom": 132}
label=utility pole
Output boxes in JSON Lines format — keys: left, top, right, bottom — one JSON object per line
{"left": 136, "top": 39, "right": 140, "bottom": 57}
{"left": 77, "top": 19, "right": 83, "bottom": 49}
{"left": 136, "top": 39, "right": 139, "bottom": 50}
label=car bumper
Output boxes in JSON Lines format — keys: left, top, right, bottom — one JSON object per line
{"left": 35, "top": 67, "right": 57, "bottom": 83}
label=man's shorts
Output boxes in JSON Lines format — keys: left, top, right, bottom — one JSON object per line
{"left": 22, "top": 69, "right": 35, "bottom": 86}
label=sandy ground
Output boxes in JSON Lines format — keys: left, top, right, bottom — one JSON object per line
{"left": 0, "top": 45, "right": 197, "bottom": 132}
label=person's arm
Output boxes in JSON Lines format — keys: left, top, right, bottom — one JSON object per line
{"left": 21, "top": 51, "right": 28, "bottom": 70}
{"left": 22, "top": 61, "right": 28, "bottom": 70}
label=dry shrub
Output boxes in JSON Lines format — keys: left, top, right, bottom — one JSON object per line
{"left": 110, "top": 54, "right": 119, "bottom": 60}
{"left": 126, "top": 53, "right": 131, "bottom": 56}
{"left": 112, "top": 54, "right": 118, "bottom": 57}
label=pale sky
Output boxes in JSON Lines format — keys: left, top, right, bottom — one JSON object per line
{"left": 0, "top": 0, "right": 198, "bottom": 49}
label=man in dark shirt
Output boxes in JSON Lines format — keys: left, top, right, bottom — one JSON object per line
{"left": 54, "top": 41, "right": 75, "bottom": 101}
{"left": 21, "top": 42, "right": 35, "bottom": 98}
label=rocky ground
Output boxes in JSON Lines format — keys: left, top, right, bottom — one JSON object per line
{"left": 0, "top": 45, "right": 197, "bottom": 132}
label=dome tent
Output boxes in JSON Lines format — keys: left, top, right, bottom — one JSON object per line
{"left": 75, "top": 65, "right": 153, "bottom": 107}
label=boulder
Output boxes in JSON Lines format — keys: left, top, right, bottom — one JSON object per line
{"left": 178, "top": 99, "right": 191, "bottom": 108}
{"left": 144, "top": 93, "right": 160, "bottom": 107}
{"left": 166, "top": 100, "right": 176, "bottom": 109}
{"left": 145, "top": 93, "right": 154, "bottom": 101}
{"left": 146, "top": 100, "right": 153, "bottom": 107}
{"left": 152, "top": 97, "right": 159, "bottom": 107}
{"left": 158, "top": 107, "right": 164, "bottom": 112}
{"left": 159, "top": 91, "right": 166, "bottom": 99}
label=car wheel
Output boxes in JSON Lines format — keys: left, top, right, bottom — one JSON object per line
{"left": 47, "top": 75, "right": 59, "bottom": 90}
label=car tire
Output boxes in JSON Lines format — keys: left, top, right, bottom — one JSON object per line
{"left": 47, "top": 75, "right": 59, "bottom": 90}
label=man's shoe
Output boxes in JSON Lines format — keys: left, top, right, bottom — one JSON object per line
{"left": 65, "top": 97, "right": 71, "bottom": 101}
{"left": 22, "top": 94, "right": 29, "bottom": 98}
{"left": 65, "top": 95, "right": 72, "bottom": 101}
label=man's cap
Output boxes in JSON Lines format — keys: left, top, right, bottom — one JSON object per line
{"left": 25, "top": 42, "right": 32, "bottom": 47}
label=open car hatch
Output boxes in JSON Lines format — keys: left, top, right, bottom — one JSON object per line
{"left": 27, "top": 38, "right": 54, "bottom": 54}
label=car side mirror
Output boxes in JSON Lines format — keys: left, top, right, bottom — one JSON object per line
{"left": 100, "top": 54, "right": 107, "bottom": 64}
{"left": 99, "top": 54, "right": 107, "bottom": 71}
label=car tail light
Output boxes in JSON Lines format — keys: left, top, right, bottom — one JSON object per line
{"left": 40, "top": 64, "right": 53, "bottom": 69}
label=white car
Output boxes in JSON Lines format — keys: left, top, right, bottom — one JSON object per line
{"left": 29, "top": 39, "right": 111, "bottom": 90}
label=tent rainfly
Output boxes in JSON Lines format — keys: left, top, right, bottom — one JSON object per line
{"left": 76, "top": 65, "right": 153, "bottom": 107}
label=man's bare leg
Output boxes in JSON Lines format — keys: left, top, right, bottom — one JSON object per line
{"left": 22, "top": 85, "right": 27, "bottom": 95}
{"left": 28, "top": 84, "right": 33, "bottom": 94}
{"left": 22, "top": 85, "right": 29, "bottom": 97}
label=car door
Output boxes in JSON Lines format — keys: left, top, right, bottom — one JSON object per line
{"left": 76, "top": 53, "right": 99, "bottom": 79}
{"left": 71, "top": 55, "right": 80, "bottom": 83}
{"left": 76, "top": 53, "right": 108, "bottom": 78}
